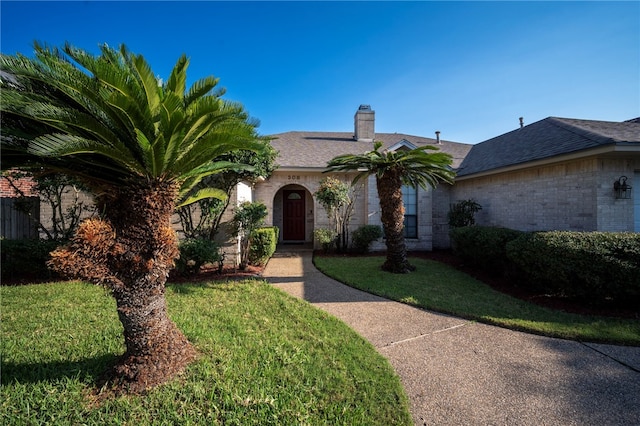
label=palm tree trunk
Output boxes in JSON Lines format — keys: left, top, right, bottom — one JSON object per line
{"left": 376, "top": 172, "right": 415, "bottom": 273}
{"left": 109, "top": 280, "right": 196, "bottom": 394}
{"left": 49, "top": 180, "right": 197, "bottom": 395}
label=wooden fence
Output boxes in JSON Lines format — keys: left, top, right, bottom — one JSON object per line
{"left": 1, "top": 197, "right": 40, "bottom": 239}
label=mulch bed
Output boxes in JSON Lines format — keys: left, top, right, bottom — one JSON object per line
{"left": 168, "top": 264, "right": 265, "bottom": 284}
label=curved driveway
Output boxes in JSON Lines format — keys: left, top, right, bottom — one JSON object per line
{"left": 262, "top": 246, "right": 640, "bottom": 426}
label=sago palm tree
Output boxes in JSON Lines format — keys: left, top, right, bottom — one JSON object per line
{"left": 0, "top": 43, "right": 264, "bottom": 394}
{"left": 325, "top": 141, "right": 455, "bottom": 273}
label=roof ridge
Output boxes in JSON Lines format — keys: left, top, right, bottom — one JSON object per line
{"left": 547, "top": 117, "right": 616, "bottom": 144}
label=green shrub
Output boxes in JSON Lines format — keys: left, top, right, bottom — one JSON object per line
{"left": 175, "top": 238, "right": 221, "bottom": 276}
{"left": 351, "top": 225, "right": 383, "bottom": 253}
{"left": 231, "top": 201, "right": 268, "bottom": 269}
{"left": 1, "top": 239, "right": 63, "bottom": 283}
{"left": 448, "top": 199, "right": 482, "bottom": 228}
{"left": 450, "top": 226, "right": 524, "bottom": 274}
{"left": 249, "top": 226, "right": 279, "bottom": 266}
{"left": 506, "top": 231, "right": 640, "bottom": 302}
{"left": 313, "top": 228, "right": 337, "bottom": 253}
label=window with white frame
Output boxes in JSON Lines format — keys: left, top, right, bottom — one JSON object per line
{"left": 402, "top": 185, "right": 417, "bottom": 238}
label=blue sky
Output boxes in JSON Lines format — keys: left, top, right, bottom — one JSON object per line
{"left": 1, "top": 1, "right": 638, "bottom": 144}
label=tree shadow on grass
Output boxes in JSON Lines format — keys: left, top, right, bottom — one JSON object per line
{"left": 1, "top": 354, "right": 118, "bottom": 385}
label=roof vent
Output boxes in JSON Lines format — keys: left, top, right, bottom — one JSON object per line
{"left": 358, "top": 104, "right": 372, "bottom": 111}
{"left": 435, "top": 131, "right": 441, "bottom": 144}
{"left": 519, "top": 117, "right": 524, "bottom": 129}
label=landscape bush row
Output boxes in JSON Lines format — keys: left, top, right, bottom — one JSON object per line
{"left": 450, "top": 226, "right": 640, "bottom": 303}
{"left": 1, "top": 226, "right": 281, "bottom": 282}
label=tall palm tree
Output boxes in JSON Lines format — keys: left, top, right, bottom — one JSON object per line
{"left": 325, "top": 141, "right": 455, "bottom": 273}
{"left": 1, "top": 43, "right": 264, "bottom": 394}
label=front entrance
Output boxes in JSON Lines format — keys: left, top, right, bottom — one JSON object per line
{"left": 283, "top": 190, "right": 305, "bottom": 240}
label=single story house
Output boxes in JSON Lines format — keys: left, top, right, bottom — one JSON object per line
{"left": 247, "top": 106, "right": 639, "bottom": 253}
{"left": 3, "top": 105, "right": 638, "bottom": 264}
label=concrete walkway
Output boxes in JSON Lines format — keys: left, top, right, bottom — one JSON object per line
{"left": 262, "top": 245, "right": 640, "bottom": 426}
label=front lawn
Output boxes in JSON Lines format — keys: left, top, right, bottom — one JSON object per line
{"left": 313, "top": 256, "right": 640, "bottom": 346}
{"left": 1, "top": 280, "right": 411, "bottom": 425}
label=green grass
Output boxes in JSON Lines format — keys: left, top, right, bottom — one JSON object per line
{"left": 314, "top": 256, "right": 640, "bottom": 346}
{"left": 1, "top": 280, "right": 411, "bottom": 425}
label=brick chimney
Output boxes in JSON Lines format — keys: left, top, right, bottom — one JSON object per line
{"left": 354, "top": 104, "right": 375, "bottom": 142}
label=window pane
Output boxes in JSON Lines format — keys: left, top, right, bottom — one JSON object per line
{"left": 403, "top": 185, "right": 417, "bottom": 214}
{"left": 402, "top": 185, "right": 418, "bottom": 238}
{"left": 404, "top": 215, "right": 417, "bottom": 238}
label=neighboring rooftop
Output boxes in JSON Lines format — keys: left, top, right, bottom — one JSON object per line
{"left": 457, "top": 117, "right": 640, "bottom": 177}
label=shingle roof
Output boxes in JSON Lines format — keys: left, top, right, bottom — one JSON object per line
{"left": 457, "top": 117, "right": 640, "bottom": 177}
{"left": 269, "top": 131, "right": 472, "bottom": 169}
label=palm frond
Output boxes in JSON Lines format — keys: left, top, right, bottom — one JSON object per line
{"left": 165, "top": 54, "right": 188, "bottom": 99}
{"left": 176, "top": 187, "right": 228, "bottom": 208}
{"left": 184, "top": 75, "right": 220, "bottom": 107}
{"left": 29, "top": 133, "right": 145, "bottom": 176}
{"left": 178, "top": 161, "right": 253, "bottom": 200}
{"left": 131, "top": 53, "right": 161, "bottom": 115}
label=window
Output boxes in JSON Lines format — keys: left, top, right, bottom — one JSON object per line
{"left": 402, "top": 185, "right": 417, "bottom": 238}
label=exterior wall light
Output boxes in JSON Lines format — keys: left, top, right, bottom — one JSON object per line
{"left": 613, "top": 176, "right": 632, "bottom": 199}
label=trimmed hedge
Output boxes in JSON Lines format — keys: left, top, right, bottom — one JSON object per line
{"left": 249, "top": 226, "right": 279, "bottom": 266}
{"left": 1, "top": 239, "right": 63, "bottom": 283}
{"left": 449, "top": 226, "right": 525, "bottom": 274}
{"left": 506, "top": 231, "right": 640, "bottom": 302}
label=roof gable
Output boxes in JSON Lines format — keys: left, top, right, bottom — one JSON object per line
{"left": 387, "top": 139, "right": 417, "bottom": 152}
{"left": 457, "top": 117, "right": 640, "bottom": 177}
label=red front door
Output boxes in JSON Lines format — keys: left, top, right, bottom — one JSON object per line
{"left": 283, "top": 190, "right": 305, "bottom": 240}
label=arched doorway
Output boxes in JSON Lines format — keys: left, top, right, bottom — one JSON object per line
{"left": 273, "top": 184, "right": 313, "bottom": 242}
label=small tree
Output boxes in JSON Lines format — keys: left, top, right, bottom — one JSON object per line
{"left": 314, "top": 176, "right": 359, "bottom": 252}
{"left": 231, "top": 201, "right": 268, "bottom": 269}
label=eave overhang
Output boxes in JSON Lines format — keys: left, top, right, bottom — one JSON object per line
{"left": 455, "top": 144, "right": 640, "bottom": 181}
